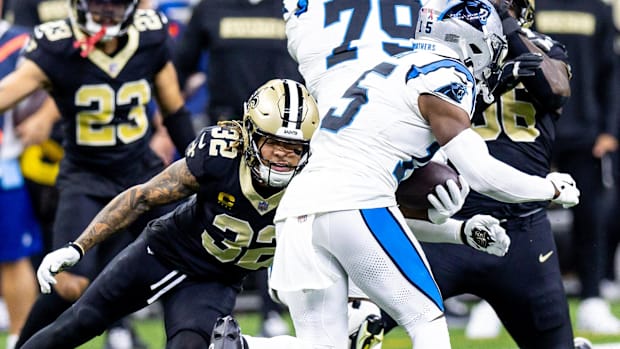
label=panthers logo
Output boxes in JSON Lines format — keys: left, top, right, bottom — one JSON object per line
{"left": 435, "top": 82, "right": 467, "bottom": 103}
{"left": 442, "top": 0, "right": 492, "bottom": 30}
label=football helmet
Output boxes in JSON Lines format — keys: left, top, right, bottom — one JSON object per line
{"left": 415, "top": 0, "right": 507, "bottom": 84}
{"left": 70, "top": 0, "right": 139, "bottom": 40}
{"left": 496, "top": 0, "right": 535, "bottom": 27}
{"left": 243, "top": 79, "right": 319, "bottom": 188}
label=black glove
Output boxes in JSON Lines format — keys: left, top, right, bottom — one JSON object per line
{"left": 503, "top": 52, "right": 543, "bottom": 78}
{"left": 489, "top": 52, "right": 543, "bottom": 95}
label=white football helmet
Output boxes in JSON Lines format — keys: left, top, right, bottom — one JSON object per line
{"left": 70, "top": 0, "right": 139, "bottom": 41}
{"left": 243, "top": 79, "right": 319, "bottom": 188}
{"left": 415, "top": 0, "right": 507, "bottom": 85}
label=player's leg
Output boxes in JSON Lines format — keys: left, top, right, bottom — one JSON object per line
{"left": 318, "top": 208, "right": 450, "bottom": 349}
{"left": 0, "top": 185, "right": 43, "bottom": 349}
{"left": 347, "top": 281, "right": 384, "bottom": 349}
{"left": 20, "top": 236, "right": 171, "bottom": 348}
{"left": 163, "top": 277, "right": 240, "bottom": 349}
{"left": 488, "top": 212, "right": 573, "bottom": 349}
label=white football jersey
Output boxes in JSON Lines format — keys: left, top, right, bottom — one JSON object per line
{"left": 282, "top": 0, "right": 420, "bottom": 114}
{"left": 275, "top": 44, "right": 476, "bottom": 220}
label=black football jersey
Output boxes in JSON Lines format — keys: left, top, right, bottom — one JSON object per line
{"left": 458, "top": 33, "right": 567, "bottom": 219}
{"left": 23, "top": 10, "right": 171, "bottom": 169}
{"left": 146, "top": 125, "right": 284, "bottom": 282}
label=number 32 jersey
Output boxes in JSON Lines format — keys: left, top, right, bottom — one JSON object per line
{"left": 283, "top": 0, "right": 420, "bottom": 113}
{"left": 147, "top": 126, "right": 285, "bottom": 283}
{"left": 23, "top": 10, "right": 171, "bottom": 169}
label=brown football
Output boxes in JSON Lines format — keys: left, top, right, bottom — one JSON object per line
{"left": 396, "top": 161, "right": 460, "bottom": 210}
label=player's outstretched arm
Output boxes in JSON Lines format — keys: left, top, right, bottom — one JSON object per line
{"left": 421, "top": 94, "right": 579, "bottom": 207}
{"left": 406, "top": 215, "right": 510, "bottom": 257}
{"left": 0, "top": 59, "right": 49, "bottom": 114}
{"left": 37, "top": 159, "right": 199, "bottom": 293}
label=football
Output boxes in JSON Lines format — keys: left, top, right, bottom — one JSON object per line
{"left": 396, "top": 161, "right": 461, "bottom": 210}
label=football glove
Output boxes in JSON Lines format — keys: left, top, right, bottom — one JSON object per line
{"left": 461, "top": 215, "right": 510, "bottom": 257}
{"left": 37, "top": 242, "right": 83, "bottom": 294}
{"left": 428, "top": 176, "right": 470, "bottom": 225}
{"left": 547, "top": 172, "right": 580, "bottom": 208}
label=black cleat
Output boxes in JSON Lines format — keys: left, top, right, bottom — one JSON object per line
{"left": 350, "top": 314, "right": 384, "bottom": 349}
{"left": 210, "top": 316, "right": 245, "bottom": 349}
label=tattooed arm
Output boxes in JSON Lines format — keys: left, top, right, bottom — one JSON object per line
{"left": 74, "top": 159, "right": 199, "bottom": 253}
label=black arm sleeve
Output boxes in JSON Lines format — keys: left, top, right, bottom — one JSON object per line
{"left": 505, "top": 31, "right": 570, "bottom": 111}
{"left": 163, "top": 106, "right": 196, "bottom": 154}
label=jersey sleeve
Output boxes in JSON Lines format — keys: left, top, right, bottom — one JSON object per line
{"left": 184, "top": 125, "right": 242, "bottom": 182}
{"left": 405, "top": 58, "right": 476, "bottom": 117}
{"left": 23, "top": 20, "right": 74, "bottom": 78}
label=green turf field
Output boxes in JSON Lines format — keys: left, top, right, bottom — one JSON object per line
{"left": 2, "top": 298, "right": 620, "bottom": 348}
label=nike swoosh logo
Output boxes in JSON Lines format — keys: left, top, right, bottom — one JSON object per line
{"left": 539, "top": 251, "right": 554, "bottom": 263}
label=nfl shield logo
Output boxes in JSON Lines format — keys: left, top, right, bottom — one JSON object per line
{"left": 258, "top": 201, "right": 269, "bottom": 212}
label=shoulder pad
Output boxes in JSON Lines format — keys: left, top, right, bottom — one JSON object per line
{"left": 27, "top": 19, "right": 75, "bottom": 56}
{"left": 132, "top": 9, "right": 169, "bottom": 46}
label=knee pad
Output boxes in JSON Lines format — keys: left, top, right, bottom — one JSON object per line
{"left": 167, "top": 330, "right": 208, "bottom": 349}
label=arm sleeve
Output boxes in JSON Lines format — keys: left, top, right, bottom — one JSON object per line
{"left": 443, "top": 128, "right": 556, "bottom": 203}
{"left": 407, "top": 218, "right": 463, "bottom": 244}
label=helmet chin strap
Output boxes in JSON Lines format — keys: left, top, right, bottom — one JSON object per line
{"left": 73, "top": 26, "right": 107, "bottom": 57}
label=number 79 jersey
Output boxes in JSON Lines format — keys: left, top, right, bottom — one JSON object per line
{"left": 283, "top": 0, "right": 420, "bottom": 114}
{"left": 23, "top": 10, "right": 171, "bottom": 169}
{"left": 276, "top": 48, "right": 476, "bottom": 220}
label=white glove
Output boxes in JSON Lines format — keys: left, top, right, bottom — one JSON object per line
{"left": 37, "top": 243, "right": 83, "bottom": 294}
{"left": 461, "top": 215, "right": 510, "bottom": 257}
{"left": 546, "top": 172, "right": 580, "bottom": 208}
{"left": 427, "top": 176, "right": 470, "bottom": 224}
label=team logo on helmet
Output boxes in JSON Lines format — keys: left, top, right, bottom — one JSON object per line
{"left": 441, "top": 0, "right": 492, "bottom": 30}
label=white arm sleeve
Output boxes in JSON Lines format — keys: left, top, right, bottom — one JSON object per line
{"left": 407, "top": 218, "right": 463, "bottom": 244}
{"left": 442, "top": 128, "right": 556, "bottom": 203}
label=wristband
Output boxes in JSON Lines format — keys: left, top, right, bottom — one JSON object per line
{"left": 67, "top": 241, "right": 84, "bottom": 259}
{"left": 459, "top": 222, "right": 470, "bottom": 247}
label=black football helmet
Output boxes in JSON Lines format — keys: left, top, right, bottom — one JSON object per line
{"left": 497, "top": 0, "right": 535, "bottom": 27}
{"left": 70, "top": 0, "right": 139, "bottom": 40}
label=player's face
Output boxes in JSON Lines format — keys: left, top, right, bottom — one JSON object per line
{"left": 87, "top": 0, "right": 129, "bottom": 26}
{"left": 257, "top": 136, "right": 303, "bottom": 172}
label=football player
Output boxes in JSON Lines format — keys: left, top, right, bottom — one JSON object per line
{"left": 210, "top": 1, "right": 580, "bottom": 348}
{"left": 20, "top": 79, "right": 319, "bottom": 349}
{"left": 411, "top": 0, "right": 585, "bottom": 347}
{"left": 9, "top": 0, "right": 196, "bottom": 347}
{"left": 380, "top": 0, "right": 593, "bottom": 348}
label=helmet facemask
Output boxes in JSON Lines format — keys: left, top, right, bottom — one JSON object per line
{"left": 242, "top": 79, "right": 319, "bottom": 188}
{"left": 72, "top": 0, "right": 138, "bottom": 42}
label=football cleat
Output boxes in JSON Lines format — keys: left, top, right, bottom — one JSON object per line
{"left": 349, "top": 314, "right": 384, "bottom": 349}
{"left": 574, "top": 337, "right": 593, "bottom": 349}
{"left": 210, "top": 316, "right": 245, "bottom": 349}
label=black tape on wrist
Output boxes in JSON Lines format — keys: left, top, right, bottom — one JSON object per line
{"left": 163, "top": 106, "right": 196, "bottom": 154}
{"left": 67, "top": 242, "right": 84, "bottom": 259}
{"left": 459, "top": 222, "right": 470, "bottom": 247}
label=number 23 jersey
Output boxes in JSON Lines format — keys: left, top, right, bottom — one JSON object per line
{"left": 23, "top": 10, "right": 171, "bottom": 169}
{"left": 147, "top": 125, "right": 284, "bottom": 282}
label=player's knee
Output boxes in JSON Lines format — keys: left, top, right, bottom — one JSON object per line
{"left": 167, "top": 330, "right": 208, "bottom": 349}
{"left": 54, "top": 272, "right": 90, "bottom": 301}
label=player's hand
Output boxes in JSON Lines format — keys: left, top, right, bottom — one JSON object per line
{"left": 427, "top": 176, "right": 470, "bottom": 224}
{"left": 504, "top": 52, "right": 543, "bottom": 78}
{"left": 37, "top": 243, "right": 83, "bottom": 294}
{"left": 461, "top": 215, "right": 510, "bottom": 257}
{"left": 547, "top": 172, "right": 580, "bottom": 208}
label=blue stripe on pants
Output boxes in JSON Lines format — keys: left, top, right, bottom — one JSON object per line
{"left": 360, "top": 207, "right": 444, "bottom": 311}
